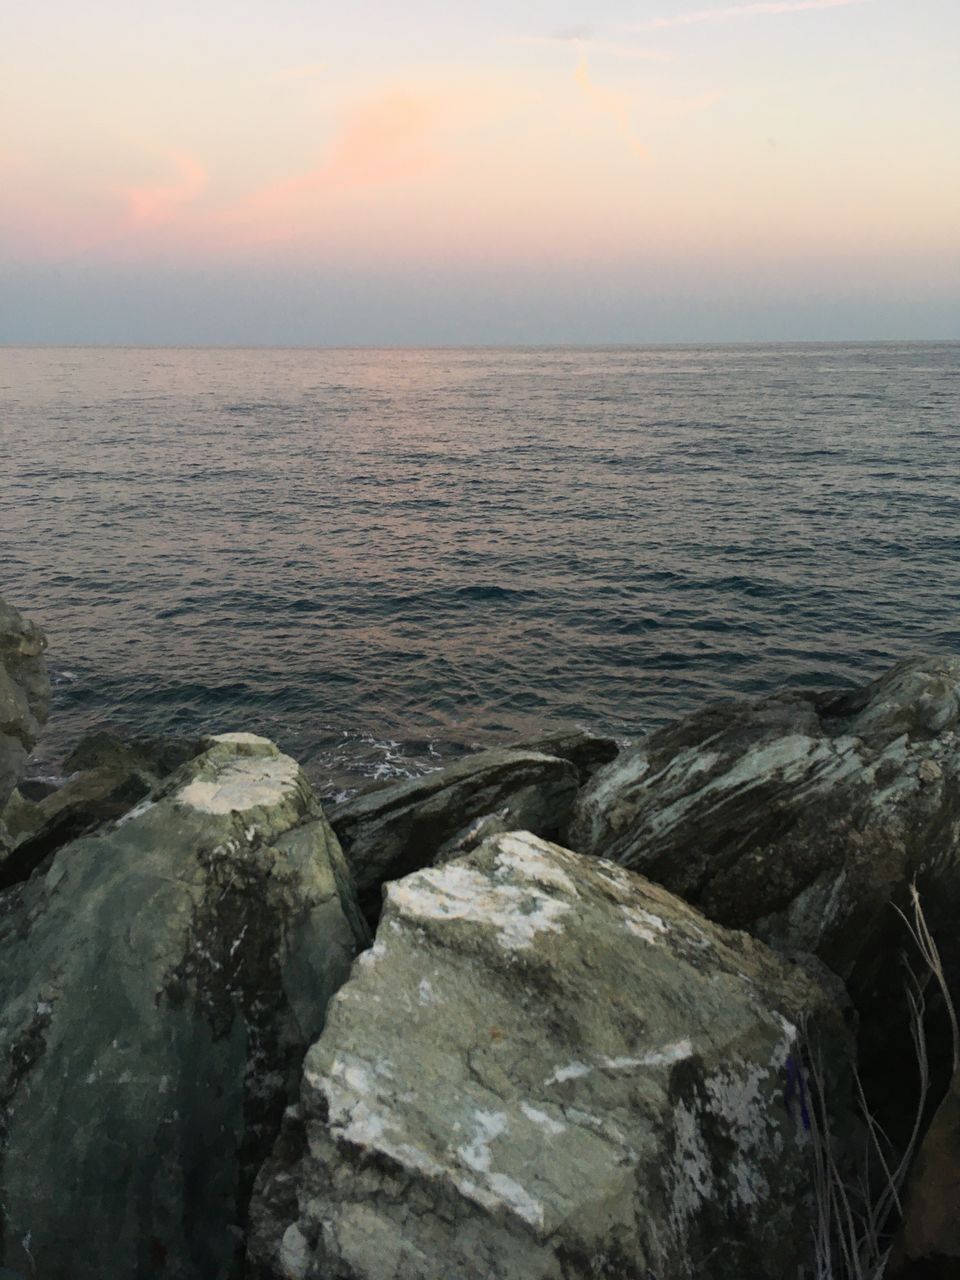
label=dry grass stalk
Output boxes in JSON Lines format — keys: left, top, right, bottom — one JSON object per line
{"left": 804, "top": 884, "right": 954, "bottom": 1280}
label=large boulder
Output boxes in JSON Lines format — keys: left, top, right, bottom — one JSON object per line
{"left": 330, "top": 748, "right": 579, "bottom": 922}
{"left": 566, "top": 655, "right": 960, "bottom": 986}
{"left": 0, "top": 732, "right": 367, "bottom": 1280}
{"left": 0, "top": 597, "right": 50, "bottom": 809}
{"left": 248, "top": 831, "right": 848, "bottom": 1280}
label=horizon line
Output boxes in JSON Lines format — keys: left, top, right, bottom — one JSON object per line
{"left": 2, "top": 338, "right": 958, "bottom": 351}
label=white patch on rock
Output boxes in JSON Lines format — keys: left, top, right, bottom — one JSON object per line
{"left": 603, "top": 1040, "right": 694, "bottom": 1071}
{"left": 544, "top": 1061, "right": 592, "bottom": 1085}
{"left": 669, "top": 1098, "right": 715, "bottom": 1237}
{"left": 211, "top": 732, "right": 274, "bottom": 747}
{"left": 456, "top": 1110, "right": 544, "bottom": 1228}
{"left": 457, "top": 1109, "right": 508, "bottom": 1174}
{"left": 520, "top": 1103, "right": 566, "bottom": 1135}
{"left": 546, "top": 1041, "right": 693, "bottom": 1087}
{"left": 388, "top": 861, "right": 571, "bottom": 952}
{"left": 485, "top": 1172, "right": 545, "bottom": 1229}
{"left": 494, "top": 833, "right": 578, "bottom": 894}
{"left": 358, "top": 939, "right": 386, "bottom": 969}
{"left": 418, "top": 979, "right": 436, "bottom": 1005}
{"left": 176, "top": 754, "right": 301, "bottom": 815}
{"left": 279, "top": 1223, "right": 310, "bottom": 1280}
{"left": 620, "top": 903, "right": 669, "bottom": 943}
{"left": 115, "top": 798, "right": 156, "bottom": 827}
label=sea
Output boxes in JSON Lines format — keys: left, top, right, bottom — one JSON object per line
{"left": 2, "top": 343, "right": 958, "bottom": 798}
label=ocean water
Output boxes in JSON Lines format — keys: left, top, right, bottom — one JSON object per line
{"left": 1, "top": 343, "right": 958, "bottom": 797}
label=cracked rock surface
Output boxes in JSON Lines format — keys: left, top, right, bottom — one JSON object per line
{"left": 247, "top": 831, "right": 846, "bottom": 1280}
{"left": 0, "top": 732, "right": 367, "bottom": 1280}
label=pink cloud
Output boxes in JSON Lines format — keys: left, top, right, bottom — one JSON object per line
{"left": 124, "top": 150, "right": 207, "bottom": 225}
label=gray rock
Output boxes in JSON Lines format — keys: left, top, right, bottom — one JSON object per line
{"left": 566, "top": 655, "right": 960, "bottom": 983}
{"left": 0, "top": 598, "right": 50, "bottom": 809}
{"left": 0, "top": 732, "right": 367, "bottom": 1280}
{"left": 248, "top": 831, "right": 848, "bottom": 1280}
{"left": 330, "top": 748, "right": 579, "bottom": 922}
{"left": 509, "top": 728, "right": 620, "bottom": 785}
{"left": 61, "top": 727, "right": 204, "bottom": 778}
{"left": 0, "top": 763, "right": 153, "bottom": 890}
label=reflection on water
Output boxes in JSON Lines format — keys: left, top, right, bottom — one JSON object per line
{"left": 1, "top": 343, "right": 958, "bottom": 795}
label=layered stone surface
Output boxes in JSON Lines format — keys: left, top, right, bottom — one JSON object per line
{"left": 248, "top": 832, "right": 843, "bottom": 1280}
{"left": 330, "top": 747, "right": 579, "bottom": 921}
{"left": 566, "top": 655, "right": 960, "bottom": 980}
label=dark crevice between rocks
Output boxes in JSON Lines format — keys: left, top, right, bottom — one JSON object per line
{"left": 160, "top": 841, "right": 305, "bottom": 1279}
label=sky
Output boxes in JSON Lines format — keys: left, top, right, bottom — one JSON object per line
{"left": 1, "top": 0, "right": 958, "bottom": 343}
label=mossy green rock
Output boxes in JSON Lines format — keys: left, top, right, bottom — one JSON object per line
{"left": 0, "top": 733, "right": 366, "bottom": 1280}
{"left": 248, "top": 832, "right": 847, "bottom": 1280}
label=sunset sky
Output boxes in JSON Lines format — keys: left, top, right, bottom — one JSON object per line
{"left": 2, "top": 0, "right": 958, "bottom": 342}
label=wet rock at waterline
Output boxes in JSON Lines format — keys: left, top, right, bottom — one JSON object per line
{"left": 330, "top": 748, "right": 579, "bottom": 922}
{"left": 510, "top": 728, "right": 620, "bottom": 786}
{"left": 61, "top": 726, "right": 205, "bottom": 779}
{"left": 0, "top": 733, "right": 366, "bottom": 1280}
{"left": 248, "top": 832, "right": 847, "bottom": 1280}
{"left": 0, "top": 763, "right": 153, "bottom": 889}
{"left": 0, "top": 598, "right": 50, "bottom": 810}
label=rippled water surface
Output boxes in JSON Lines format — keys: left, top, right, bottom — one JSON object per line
{"left": 2, "top": 344, "right": 958, "bottom": 794}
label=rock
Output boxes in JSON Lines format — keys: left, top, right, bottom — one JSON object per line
{"left": 330, "top": 749, "right": 579, "bottom": 922}
{"left": 0, "top": 788, "right": 43, "bottom": 848}
{"left": 247, "top": 831, "right": 848, "bottom": 1280}
{"left": 61, "top": 727, "right": 204, "bottom": 778}
{"left": 888, "top": 1065, "right": 960, "bottom": 1278}
{"left": 0, "top": 597, "right": 50, "bottom": 809}
{"left": 0, "top": 763, "right": 154, "bottom": 890}
{"left": 566, "top": 655, "right": 960, "bottom": 985}
{"left": 510, "top": 728, "right": 620, "bottom": 785}
{"left": 0, "top": 732, "right": 367, "bottom": 1280}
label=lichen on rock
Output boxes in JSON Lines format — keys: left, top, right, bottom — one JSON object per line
{"left": 248, "top": 831, "right": 848, "bottom": 1280}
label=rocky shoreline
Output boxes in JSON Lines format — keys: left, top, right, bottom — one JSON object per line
{"left": 2, "top": 593, "right": 957, "bottom": 1279}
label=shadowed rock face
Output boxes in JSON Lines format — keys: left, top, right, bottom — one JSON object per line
{"left": 508, "top": 729, "right": 620, "bottom": 786}
{"left": 0, "top": 733, "right": 367, "bottom": 1280}
{"left": 566, "top": 656, "right": 960, "bottom": 982}
{"left": 566, "top": 655, "right": 960, "bottom": 1144}
{"left": 247, "top": 832, "right": 848, "bottom": 1280}
{"left": 888, "top": 1066, "right": 960, "bottom": 1279}
{"left": 0, "top": 598, "right": 50, "bottom": 811}
{"left": 330, "top": 748, "right": 579, "bottom": 924}
{"left": 1, "top": 731, "right": 208, "bottom": 891}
